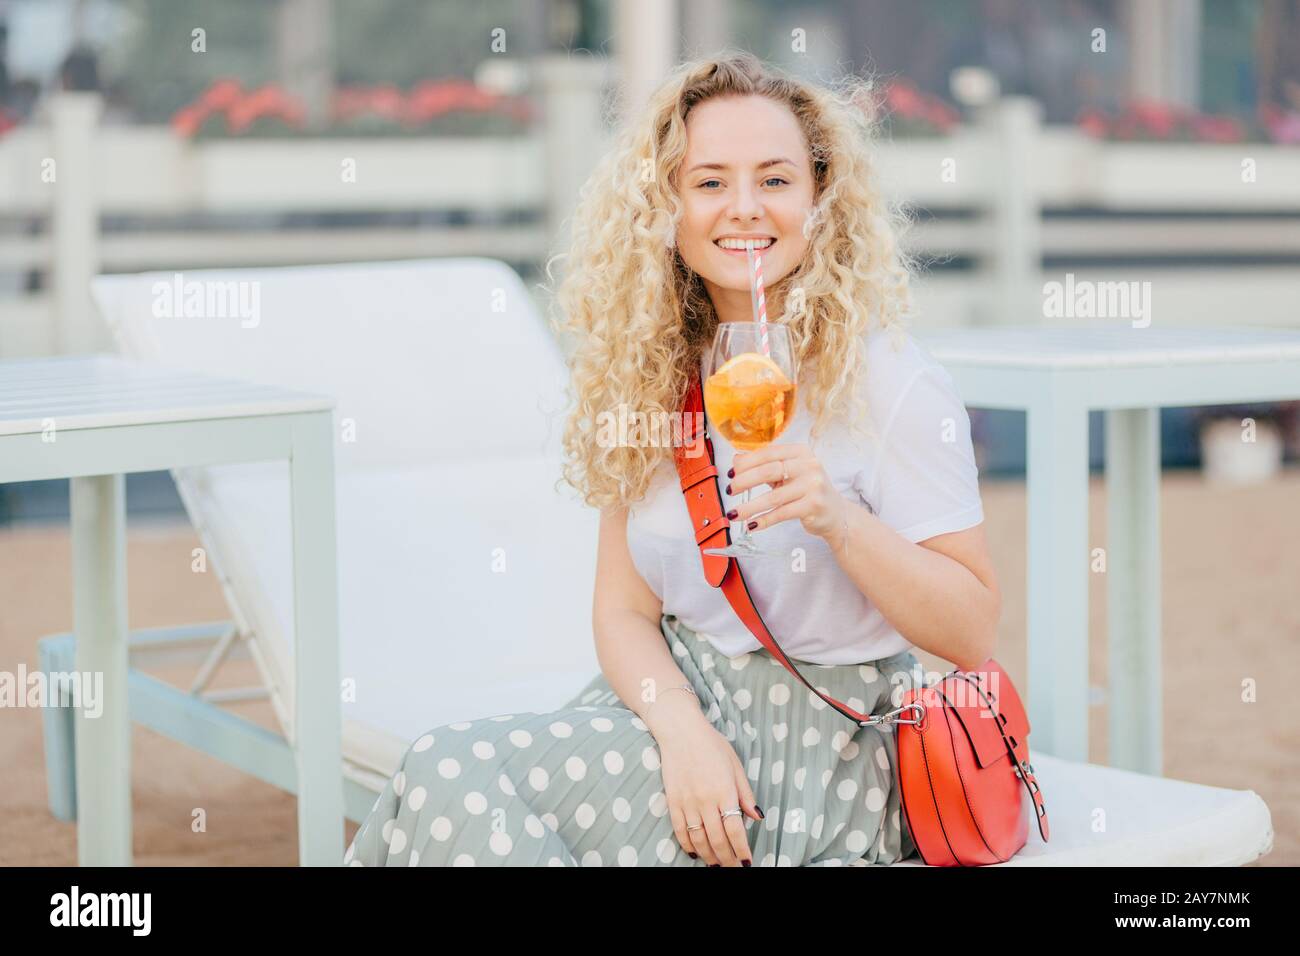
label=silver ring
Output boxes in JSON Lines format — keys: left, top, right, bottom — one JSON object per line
{"left": 721, "top": 807, "right": 743, "bottom": 818}
{"left": 687, "top": 823, "right": 704, "bottom": 831}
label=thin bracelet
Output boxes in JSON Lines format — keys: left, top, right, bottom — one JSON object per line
{"left": 648, "top": 684, "right": 698, "bottom": 709}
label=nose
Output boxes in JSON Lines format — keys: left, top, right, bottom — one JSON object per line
{"left": 726, "top": 178, "right": 763, "bottom": 223}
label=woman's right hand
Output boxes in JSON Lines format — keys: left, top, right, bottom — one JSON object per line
{"left": 656, "top": 717, "right": 763, "bottom": 866}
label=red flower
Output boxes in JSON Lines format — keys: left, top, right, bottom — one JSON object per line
{"left": 877, "top": 79, "right": 960, "bottom": 132}
{"left": 884, "top": 79, "right": 926, "bottom": 118}
{"left": 1075, "top": 108, "right": 1109, "bottom": 138}
{"left": 1258, "top": 102, "right": 1300, "bottom": 144}
{"left": 403, "top": 78, "right": 474, "bottom": 124}
{"left": 1082, "top": 100, "right": 1258, "bottom": 143}
{"left": 227, "top": 84, "right": 306, "bottom": 133}
{"left": 1189, "top": 113, "right": 1245, "bottom": 143}
{"left": 923, "top": 97, "right": 960, "bottom": 131}
{"left": 170, "top": 103, "right": 211, "bottom": 137}
{"left": 399, "top": 78, "right": 531, "bottom": 126}
{"left": 170, "top": 76, "right": 530, "bottom": 137}
{"left": 199, "top": 78, "right": 244, "bottom": 111}
{"left": 1131, "top": 99, "right": 1182, "bottom": 138}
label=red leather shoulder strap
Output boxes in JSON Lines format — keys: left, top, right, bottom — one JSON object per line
{"left": 672, "top": 371, "right": 875, "bottom": 726}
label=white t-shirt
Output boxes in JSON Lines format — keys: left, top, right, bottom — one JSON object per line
{"left": 625, "top": 326, "right": 984, "bottom": 664}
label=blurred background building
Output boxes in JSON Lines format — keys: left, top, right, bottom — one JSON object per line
{"left": 1, "top": 0, "right": 1299, "bottom": 522}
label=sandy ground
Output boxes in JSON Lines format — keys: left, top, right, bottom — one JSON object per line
{"left": 1, "top": 468, "right": 1295, "bottom": 866}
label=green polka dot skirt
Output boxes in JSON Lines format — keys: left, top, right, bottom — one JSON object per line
{"left": 345, "top": 612, "right": 923, "bottom": 866}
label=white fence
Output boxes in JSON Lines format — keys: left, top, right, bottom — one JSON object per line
{"left": 3, "top": 83, "right": 1300, "bottom": 359}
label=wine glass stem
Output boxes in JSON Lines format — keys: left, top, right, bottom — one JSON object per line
{"left": 734, "top": 486, "right": 751, "bottom": 544}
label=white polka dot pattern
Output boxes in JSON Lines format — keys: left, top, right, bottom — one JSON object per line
{"left": 342, "top": 614, "right": 922, "bottom": 867}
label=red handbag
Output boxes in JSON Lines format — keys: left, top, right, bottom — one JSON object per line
{"left": 672, "top": 372, "right": 1050, "bottom": 866}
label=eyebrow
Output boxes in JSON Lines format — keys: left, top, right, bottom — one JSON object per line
{"left": 686, "top": 157, "right": 797, "bottom": 174}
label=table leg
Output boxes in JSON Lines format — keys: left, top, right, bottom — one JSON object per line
{"left": 1026, "top": 391, "right": 1090, "bottom": 763}
{"left": 70, "top": 473, "right": 132, "bottom": 865}
{"left": 289, "top": 413, "right": 344, "bottom": 865}
{"left": 1105, "top": 408, "right": 1162, "bottom": 775}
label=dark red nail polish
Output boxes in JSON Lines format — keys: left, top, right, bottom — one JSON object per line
{"left": 727, "top": 467, "right": 735, "bottom": 478}
{"left": 755, "top": 805, "right": 765, "bottom": 819}
{"left": 710, "top": 863, "right": 719, "bottom": 868}
{"left": 688, "top": 852, "right": 698, "bottom": 859}
{"left": 725, "top": 483, "right": 732, "bottom": 494}
{"left": 726, "top": 509, "right": 738, "bottom": 520}
{"left": 742, "top": 859, "right": 752, "bottom": 867}
{"left": 747, "top": 520, "right": 758, "bottom": 530}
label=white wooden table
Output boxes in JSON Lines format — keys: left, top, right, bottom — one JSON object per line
{"left": 915, "top": 323, "right": 1300, "bottom": 775}
{"left": 0, "top": 354, "right": 344, "bottom": 865}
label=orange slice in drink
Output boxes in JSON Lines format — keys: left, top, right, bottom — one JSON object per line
{"left": 715, "top": 351, "right": 787, "bottom": 385}
{"left": 705, "top": 351, "right": 793, "bottom": 447}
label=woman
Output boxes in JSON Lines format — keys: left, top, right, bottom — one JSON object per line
{"left": 345, "top": 51, "right": 1000, "bottom": 867}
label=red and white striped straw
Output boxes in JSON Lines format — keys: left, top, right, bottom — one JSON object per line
{"left": 748, "top": 241, "right": 771, "bottom": 356}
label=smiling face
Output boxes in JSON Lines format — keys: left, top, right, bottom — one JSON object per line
{"left": 675, "top": 94, "right": 817, "bottom": 324}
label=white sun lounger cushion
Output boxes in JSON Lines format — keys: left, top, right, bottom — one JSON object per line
{"left": 92, "top": 258, "right": 601, "bottom": 772}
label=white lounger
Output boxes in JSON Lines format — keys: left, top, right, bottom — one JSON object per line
{"left": 39, "top": 257, "right": 1272, "bottom": 866}
{"left": 69, "top": 258, "right": 600, "bottom": 799}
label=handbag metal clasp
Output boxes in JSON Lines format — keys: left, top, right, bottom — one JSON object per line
{"left": 859, "top": 702, "right": 925, "bottom": 728}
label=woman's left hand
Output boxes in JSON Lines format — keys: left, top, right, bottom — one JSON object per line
{"left": 725, "top": 443, "right": 849, "bottom": 547}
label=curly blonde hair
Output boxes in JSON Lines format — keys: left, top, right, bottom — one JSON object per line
{"left": 546, "top": 50, "right": 917, "bottom": 513}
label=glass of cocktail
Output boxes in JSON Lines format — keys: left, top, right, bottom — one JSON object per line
{"left": 702, "top": 321, "right": 797, "bottom": 558}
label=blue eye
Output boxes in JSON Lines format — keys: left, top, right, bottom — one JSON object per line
{"left": 698, "top": 176, "right": 787, "bottom": 190}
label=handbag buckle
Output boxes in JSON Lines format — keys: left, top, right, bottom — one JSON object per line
{"left": 1014, "top": 763, "right": 1038, "bottom": 783}
{"left": 860, "top": 702, "right": 926, "bottom": 728}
